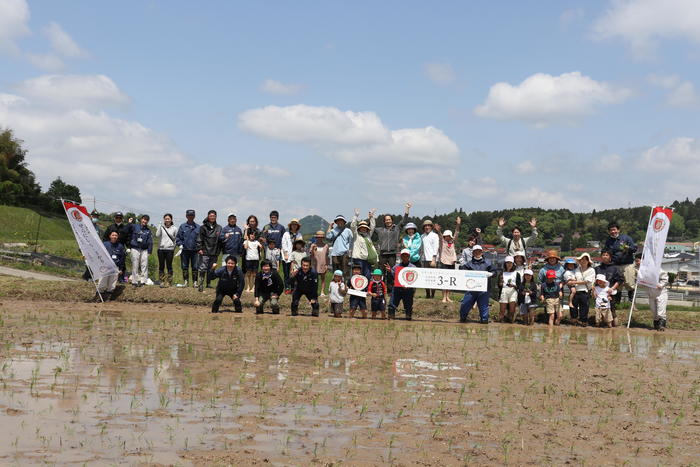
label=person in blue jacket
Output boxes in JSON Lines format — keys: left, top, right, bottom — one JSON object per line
{"left": 211, "top": 256, "right": 245, "bottom": 313}
{"left": 262, "top": 210, "right": 286, "bottom": 248}
{"left": 220, "top": 213, "right": 244, "bottom": 264}
{"left": 458, "top": 245, "right": 494, "bottom": 324}
{"left": 129, "top": 214, "right": 153, "bottom": 287}
{"left": 604, "top": 221, "right": 638, "bottom": 301}
{"left": 326, "top": 215, "right": 354, "bottom": 278}
{"left": 289, "top": 257, "right": 320, "bottom": 317}
{"left": 175, "top": 209, "right": 200, "bottom": 287}
{"left": 96, "top": 231, "right": 126, "bottom": 300}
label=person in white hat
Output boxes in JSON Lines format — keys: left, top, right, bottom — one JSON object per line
{"left": 326, "top": 214, "right": 354, "bottom": 278}
{"left": 498, "top": 255, "right": 520, "bottom": 322}
{"left": 386, "top": 249, "right": 418, "bottom": 320}
{"left": 436, "top": 217, "right": 462, "bottom": 303}
{"left": 593, "top": 274, "right": 614, "bottom": 327}
{"left": 350, "top": 208, "right": 377, "bottom": 279}
{"left": 518, "top": 269, "right": 538, "bottom": 325}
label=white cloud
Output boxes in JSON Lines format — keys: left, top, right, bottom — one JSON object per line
{"left": 592, "top": 0, "right": 700, "bottom": 57}
{"left": 424, "top": 62, "right": 456, "bottom": 85}
{"left": 598, "top": 153, "right": 623, "bottom": 171}
{"left": 239, "top": 104, "right": 459, "bottom": 166}
{"left": 474, "top": 71, "right": 632, "bottom": 126}
{"left": 43, "top": 21, "right": 88, "bottom": 58}
{"left": 560, "top": 8, "right": 585, "bottom": 28}
{"left": 458, "top": 177, "right": 500, "bottom": 199}
{"left": 25, "top": 53, "right": 65, "bottom": 71}
{"left": 15, "top": 74, "right": 130, "bottom": 109}
{"left": 666, "top": 82, "right": 699, "bottom": 108}
{"left": 638, "top": 137, "right": 700, "bottom": 171}
{"left": 0, "top": 0, "right": 30, "bottom": 54}
{"left": 260, "top": 79, "right": 303, "bottom": 95}
{"left": 647, "top": 73, "right": 699, "bottom": 108}
{"left": 516, "top": 160, "right": 535, "bottom": 174}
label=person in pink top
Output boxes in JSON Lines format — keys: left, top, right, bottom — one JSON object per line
{"left": 310, "top": 230, "right": 330, "bottom": 296}
{"left": 436, "top": 217, "right": 461, "bottom": 303}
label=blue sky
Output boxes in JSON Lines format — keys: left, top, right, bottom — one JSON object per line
{"left": 1, "top": 0, "right": 699, "bottom": 224}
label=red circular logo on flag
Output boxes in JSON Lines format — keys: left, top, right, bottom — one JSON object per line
{"left": 71, "top": 210, "right": 83, "bottom": 222}
{"left": 351, "top": 274, "right": 368, "bottom": 290}
{"left": 653, "top": 217, "right": 665, "bottom": 232}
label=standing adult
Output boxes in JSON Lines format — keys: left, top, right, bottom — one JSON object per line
{"left": 155, "top": 213, "right": 178, "bottom": 287}
{"left": 196, "top": 210, "right": 223, "bottom": 292}
{"left": 436, "top": 217, "right": 461, "bottom": 303}
{"left": 374, "top": 203, "right": 411, "bottom": 287}
{"left": 350, "top": 209, "right": 378, "bottom": 279}
{"left": 128, "top": 215, "right": 153, "bottom": 287}
{"left": 570, "top": 253, "right": 596, "bottom": 326}
{"left": 595, "top": 250, "right": 624, "bottom": 325}
{"left": 175, "top": 209, "right": 200, "bottom": 288}
{"left": 262, "top": 210, "right": 286, "bottom": 248}
{"left": 420, "top": 219, "right": 440, "bottom": 298}
{"left": 281, "top": 218, "right": 303, "bottom": 293}
{"left": 604, "top": 222, "right": 638, "bottom": 301}
{"left": 326, "top": 214, "right": 354, "bottom": 278}
{"left": 496, "top": 217, "right": 538, "bottom": 258}
{"left": 220, "top": 213, "right": 244, "bottom": 264}
{"left": 458, "top": 245, "right": 494, "bottom": 324}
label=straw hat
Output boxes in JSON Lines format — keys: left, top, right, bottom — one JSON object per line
{"left": 545, "top": 249, "right": 561, "bottom": 260}
{"left": 288, "top": 218, "right": 301, "bottom": 228}
{"left": 577, "top": 252, "right": 592, "bottom": 265}
{"left": 314, "top": 230, "right": 325, "bottom": 238}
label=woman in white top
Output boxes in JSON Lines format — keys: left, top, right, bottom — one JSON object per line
{"left": 281, "top": 219, "right": 303, "bottom": 292}
{"left": 420, "top": 219, "right": 440, "bottom": 298}
{"left": 155, "top": 213, "right": 178, "bottom": 287}
{"left": 569, "top": 253, "right": 596, "bottom": 326}
{"left": 498, "top": 256, "right": 521, "bottom": 322}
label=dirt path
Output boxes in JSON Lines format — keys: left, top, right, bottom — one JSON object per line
{"left": 0, "top": 265, "right": 76, "bottom": 282}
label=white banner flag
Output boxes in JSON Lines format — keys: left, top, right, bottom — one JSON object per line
{"left": 394, "top": 267, "right": 491, "bottom": 292}
{"left": 637, "top": 206, "right": 673, "bottom": 288}
{"left": 63, "top": 201, "right": 119, "bottom": 280}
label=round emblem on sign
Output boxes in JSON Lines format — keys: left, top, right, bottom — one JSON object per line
{"left": 653, "top": 217, "right": 665, "bottom": 232}
{"left": 71, "top": 209, "right": 83, "bottom": 222}
{"left": 401, "top": 269, "right": 418, "bottom": 285}
{"left": 465, "top": 278, "right": 477, "bottom": 289}
{"left": 351, "top": 274, "right": 368, "bottom": 290}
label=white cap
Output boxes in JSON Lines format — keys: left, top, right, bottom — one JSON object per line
{"left": 442, "top": 230, "right": 453, "bottom": 237}
{"left": 472, "top": 245, "right": 483, "bottom": 251}
{"left": 524, "top": 269, "right": 533, "bottom": 276}
{"left": 400, "top": 248, "right": 411, "bottom": 255}
{"left": 504, "top": 255, "right": 514, "bottom": 263}
{"left": 595, "top": 274, "right": 608, "bottom": 285}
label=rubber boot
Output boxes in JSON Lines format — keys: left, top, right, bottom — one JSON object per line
{"left": 193, "top": 271, "right": 199, "bottom": 288}
{"left": 311, "top": 303, "right": 320, "bottom": 317}
{"left": 198, "top": 275, "right": 204, "bottom": 292}
{"left": 182, "top": 270, "right": 189, "bottom": 288}
{"left": 159, "top": 273, "right": 166, "bottom": 288}
{"left": 659, "top": 319, "right": 666, "bottom": 331}
{"left": 271, "top": 305, "right": 280, "bottom": 315}
{"left": 405, "top": 311, "right": 412, "bottom": 321}
{"left": 653, "top": 319, "right": 660, "bottom": 331}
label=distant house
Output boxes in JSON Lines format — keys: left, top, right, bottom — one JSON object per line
{"left": 574, "top": 247, "right": 598, "bottom": 254}
{"left": 586, "top": 241, "right": 601, "bottom": 248}
{"left": 665, "top": 242, "right": 696, "bottom": 254}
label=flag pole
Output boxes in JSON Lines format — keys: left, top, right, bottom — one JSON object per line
{"left": 62, "top": 198, "right": 104, "bottom": 304}
{"left": 626, "top": 205, "right": 655, "bottom": 329}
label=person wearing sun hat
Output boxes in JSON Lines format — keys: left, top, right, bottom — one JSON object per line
{"left": 310, "top": 230, "right": 330, "bottom": 296}
{"left": 593, "top": 273, "right": 614, "bottom": 327}
{"left": 537, "top": 249, "right": 565, "bottom": 286}
{"left": 458, "top": 245, "right": 494, "bottom": 324}
{"left": 436, "top": 217, "right": 462, "bottom": 303}
{"left": 326, "top": 214, "right": 354, "bottom": 278}
{"left": 350, "top": 208, "right": 378, "bottom": 279}
{"left": 401, "top": 222, "right": 422, "bottom": 264}
{"left": 328, "top": 270, "right": 346, "bottom": 318}
{"left": 281, "top": 218, "right": 303, "bottom": 293}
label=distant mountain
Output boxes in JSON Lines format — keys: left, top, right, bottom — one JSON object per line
{"left": 299, "top": 215, "right": 330, "bottom": 237}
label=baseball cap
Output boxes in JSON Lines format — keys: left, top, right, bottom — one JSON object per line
{"left": 372, "top": 269, "right": 382, "bottom": 275}
{"left": 400, "top": 248, "right": 410, "bottom": 255}
{"left": 472, "top": 245, "right": 483, "bottom": 251}
{"left": 523, "top": 269, "right": 533, "bottom": 276}
{"left": 186, "top": 209, "right": 195, "bottom": 216}
{"left": 333, "top": 270, "right": 343, "bottom": 276}
{"left": 114, "top": 211, "right": 123, "bottom": 217}
{"left": 504, "top": 255, "right": 514, "bottom": 263}
{"left": 442, "top": 230, "right": 453, "bottom": 237}
{"left": 546, "top": 270, "right": 557, "bottom": 279}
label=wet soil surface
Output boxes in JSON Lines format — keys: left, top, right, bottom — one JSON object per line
{"left": 0, "top": 300, "right": 699, "bottom": 466}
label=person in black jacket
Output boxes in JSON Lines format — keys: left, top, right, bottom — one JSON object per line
{"left": 289, "top": 257, "right": 319, "bottom": 316}
{"left": 102, "top": 212, "right": 132, "bottom": 282}
{"left": 211, "top": 256, "right": 244, "bottom": 313}
{"left": 96, "top": 231, "right": 126, "bottom": 300}
{"left": 254, "top": 260, "right": 284, "bottom": 314}
{"left": 197, "top": 210, "right": 223, "bottom": 292}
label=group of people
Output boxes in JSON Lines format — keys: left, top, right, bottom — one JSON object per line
{"left": 93, "top": 207, "right": 669, "bottom": 331}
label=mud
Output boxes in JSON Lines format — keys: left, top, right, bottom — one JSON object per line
{"left": 0, "top": 300, "right": 699, "bottom": 465}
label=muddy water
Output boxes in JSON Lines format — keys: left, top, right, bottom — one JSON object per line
{"left": 1, "top": 301, "right": 699, "bottom": 465}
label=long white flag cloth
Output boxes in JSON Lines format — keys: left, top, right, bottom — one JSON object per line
{"left": 63, "top": 200, "right": 118, "bottom": 280}
{"left": 637, "top": 206, "right": 673, "bottom": 288}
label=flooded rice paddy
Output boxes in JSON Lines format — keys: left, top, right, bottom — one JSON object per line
{"left": 1, "top": 300, "right": 699, "bottom": 465}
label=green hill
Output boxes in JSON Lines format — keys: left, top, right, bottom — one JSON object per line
{"left": 299, "top": 215, "right": 329, "bottom": 237}
{"left": 0, "top": 205, "right": 81, "bottom": 258}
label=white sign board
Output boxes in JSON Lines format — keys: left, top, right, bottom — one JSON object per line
{"left": 395, "top": 267, "right": 490, "bottom": 292}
